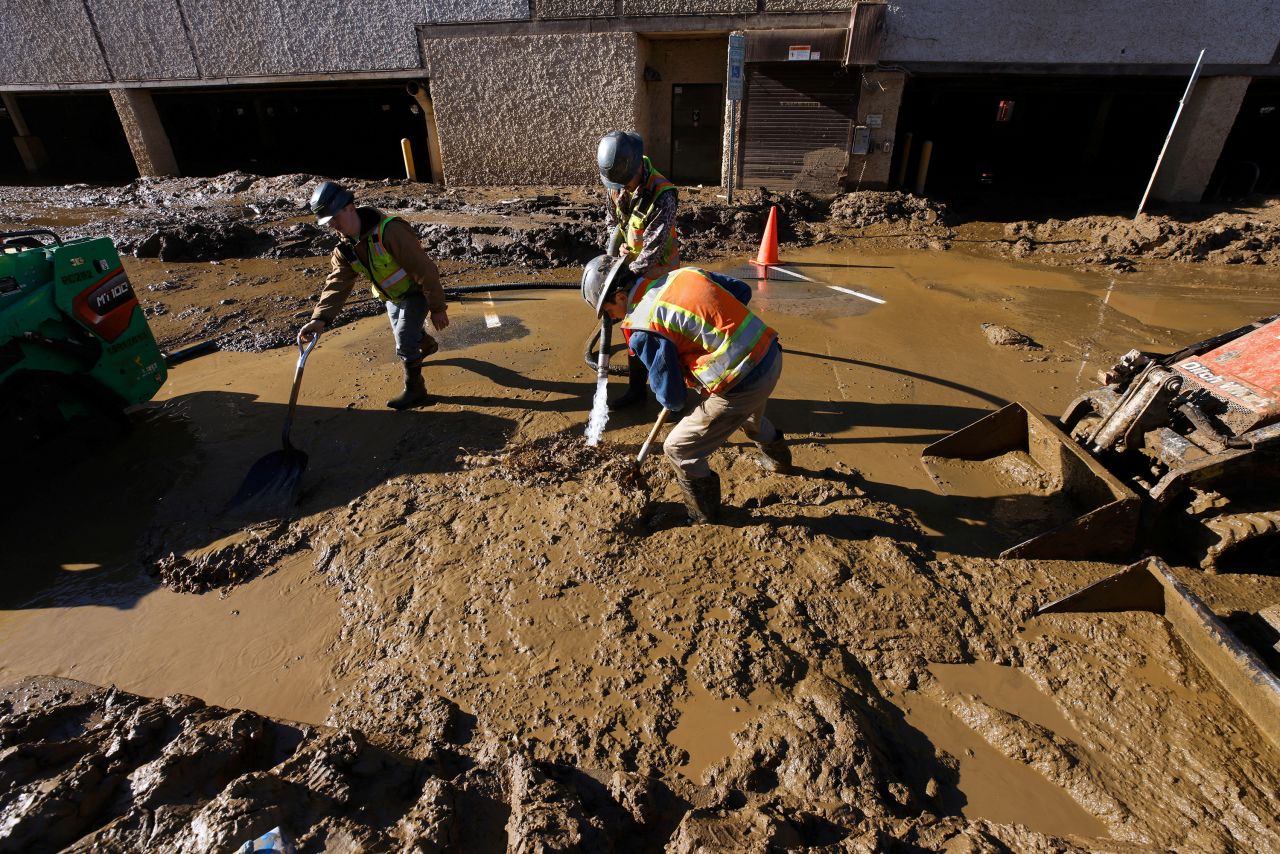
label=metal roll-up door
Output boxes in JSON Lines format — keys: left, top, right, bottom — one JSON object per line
{"left": 740, "top": 63, "right": 857, "bottom": 191}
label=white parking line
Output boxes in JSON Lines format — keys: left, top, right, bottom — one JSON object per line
{"left": 827, "top": 285, "right": 886, "bottom": 305}
{"left": 765, "top": 265, "right": 817, "bottom": 282}
{"left": 484, "top": 290, "right": 501, "bottom": 328}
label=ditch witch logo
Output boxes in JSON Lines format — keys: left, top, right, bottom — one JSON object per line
{"left": 1177, "top": 360, "right": 1274, "bottom": 413}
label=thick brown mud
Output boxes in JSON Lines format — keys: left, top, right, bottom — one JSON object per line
{"left": 2, "top": 177, "right": 1279, "bottom": 850}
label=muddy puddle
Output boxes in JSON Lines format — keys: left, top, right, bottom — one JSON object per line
{"left": 4, "top": 185, "right": 1280, "bottom": 849}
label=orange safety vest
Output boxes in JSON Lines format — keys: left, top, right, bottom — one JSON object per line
{"left": 610, "top": 157, "right": 681, "bottom": 276}
{"left": 622, "top": 268, "right": 776, "bottom": 395}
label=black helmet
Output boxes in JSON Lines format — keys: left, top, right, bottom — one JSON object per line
{"left": 309, "top": 181, "right": 354, "bottom": 225}
{"left": 581, "top": 254, "right": 633, "bottom": 317}
{"left": 597, "top": 131, "right": 644, "bottom": 192}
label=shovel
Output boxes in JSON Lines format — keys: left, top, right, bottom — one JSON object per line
{"left": 227, "top": 336, "right": 317, "bottom": 514}
{"left": 630, "top": 408, "right": 670, "bottom": 487}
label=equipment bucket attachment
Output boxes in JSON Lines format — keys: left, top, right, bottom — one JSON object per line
{"left": 1038, "top": 558, "right": 1280, "bottom": 750}
{"left": 922, "top": 402, "right": 1142, "bottom": 560}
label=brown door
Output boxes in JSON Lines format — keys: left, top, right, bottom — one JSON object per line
{"left": 739, "top": 63, "right": 857, "bottom": 191}
{"left": 670, "top": 83, "right": 724, "bottom": 184}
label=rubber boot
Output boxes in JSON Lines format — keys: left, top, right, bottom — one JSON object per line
{"left": 676, "top": 471, "right": 721, "bottom": 524}
{"left": 387, "top": 359, "right": 433, "bottom": 409}
{"left": 611, "top": 353, "right": 649, "bottom": 409}
{"left": 756, "top": 432, "right": 793, "bottom": 474}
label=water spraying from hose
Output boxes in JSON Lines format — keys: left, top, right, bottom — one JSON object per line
{"left": 585, "top": 319, "right": 612, "bottom": 446}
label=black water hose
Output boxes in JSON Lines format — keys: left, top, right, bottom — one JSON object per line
{"left": 583, "top": 322, "right": 630, "bottom": 376}
{"left": 443, "top": 282, "right": 578, "bottom": 297}
{"left": 163, "top": 338, "right": 220, "bottom": 367}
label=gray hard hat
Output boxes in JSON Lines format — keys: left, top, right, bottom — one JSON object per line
{"left": 309, "top": 181, "right": 354, "bottom": 225}
{"left": 581, "top": 254, "right": 632, "bottom": 317}
{"left": 597, "top": 131, "right": 644, "bottom": 192}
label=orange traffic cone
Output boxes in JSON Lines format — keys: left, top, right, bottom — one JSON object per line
{"left": 755, "top": 205, "right": 779, "bottom": 266}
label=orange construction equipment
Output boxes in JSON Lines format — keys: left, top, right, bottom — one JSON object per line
{"left": 755, "top": 205, "right": 779, "bottom": 266}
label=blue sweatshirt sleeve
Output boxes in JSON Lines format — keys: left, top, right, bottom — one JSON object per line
{"left": 706, "top": 271, "right": 752, "bottom": 305}
{"left": 629, "top": 330, "right": 686, "bottom": 412}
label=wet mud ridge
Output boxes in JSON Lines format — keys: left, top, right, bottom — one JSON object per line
{"left": 72, "top": 430, "right": 1276, "bottom": 851}
{"left": 0, "top": 674, "right": 1087, "bottom": 853}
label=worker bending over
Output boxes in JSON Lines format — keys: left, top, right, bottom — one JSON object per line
{"left": 581, "top": 256, "right": 791, "bottom": 523}
{"left": 597, "top": 131, "right": 681, "bottom": 410}
{"left": 298, "top": 181, "right": 449, "bottom": 410}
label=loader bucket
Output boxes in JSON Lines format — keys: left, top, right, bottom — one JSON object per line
{"left": 1038, "top": 558, "right": 1280, "bottom": 750}
{"left": 923, "top": 402, "right": 1142, "bottom": 560}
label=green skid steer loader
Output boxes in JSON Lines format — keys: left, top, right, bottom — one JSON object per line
{"left": 1, "top": 229, "right": 167, "bottom": 448}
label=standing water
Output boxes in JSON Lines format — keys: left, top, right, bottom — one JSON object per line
{"left": 585, "top": 320, "right": 611, "bottom": 446}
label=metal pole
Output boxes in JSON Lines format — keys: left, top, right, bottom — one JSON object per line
{"left": 727, "top": 100, "right": 737, "bottom": 206}
{"left": 1136, "top": 49, "right": 1206, "bottom": 219}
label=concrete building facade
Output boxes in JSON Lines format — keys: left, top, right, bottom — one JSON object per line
{"left": 2, "top": 2, "right": 1278, "bottom": 203}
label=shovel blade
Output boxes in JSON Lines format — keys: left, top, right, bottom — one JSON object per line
{"left": 227, "top": 447, "right": 308, "bottom": 515}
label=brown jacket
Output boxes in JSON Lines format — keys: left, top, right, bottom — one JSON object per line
{"left": 312, "top": 207, "right": 445, "bottom": 323}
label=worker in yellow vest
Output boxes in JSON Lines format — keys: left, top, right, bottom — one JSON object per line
{"left": 298, "top": 181, "right": 449, "bottom": 410}
{"left": 582, "top": 256, "right": 791, "bottom": 523}
{"left": 597, "top": 131, "right": 681, "bottom": 410}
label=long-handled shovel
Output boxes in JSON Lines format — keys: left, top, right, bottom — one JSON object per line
{"left": 227, "top": 336, "right": 317, "bottom": 514}
{"left": 636, "top": 408, "right": 670, "bottom": 469}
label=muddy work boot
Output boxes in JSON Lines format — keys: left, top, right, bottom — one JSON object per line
{"left": 756, "top": 432, "right": 793, "bottom": 474}
{"left": 676, "top": 472, "right": 721, "bottom": 524}
{"left": 387, "top": 359, "right": 433, "bottom": 409}
{"left": 611, "top": 353, "right": 649, "bottom": 409}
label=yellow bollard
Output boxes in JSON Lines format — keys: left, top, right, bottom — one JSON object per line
{"left": 894, "top": 131, "right": 913, "bottom": 189}
{"left": 913, "top": 140, "right": 933, "bottom": 196}
{"left": 401, "top": 138, "right": 417, "bottom": 182}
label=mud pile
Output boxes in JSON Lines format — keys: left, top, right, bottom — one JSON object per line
{"left": 830, "top": 190, "right": 952, "bottom": 229}
{"left": 1003, "top": 198, "right": 1280, "bottom": 268}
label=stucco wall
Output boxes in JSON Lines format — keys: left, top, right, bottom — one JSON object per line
{"left": 846, "top": 70, "right": 904, "bottom": 189}
{"left": 423, "top": 32, "right": 642, "bottom": 185}
{"left": 622, "top": 0, "right": 756, "bottom": 14}
{"left": 883, "top": 1, "right": 1280, "bottom": 65}
{"left": 0, "top": 0, "right": 110, "bottom": 84}
{"left": 540, "top": 0, "right": 615, "bottom": 18}
{"left": 182, "top": 0, "right": 424, "bottom": 77}
{"left": 762, "top": 0, "right": 850, "bottom": 12}
{"left": 90, "top": 0, "right": 198, "bottom": 81}
{"left": 0, "top": 0, "right": 428, "bottom": 85}
{"left": 424, "top": 0, "right": 529, "bottom": 23}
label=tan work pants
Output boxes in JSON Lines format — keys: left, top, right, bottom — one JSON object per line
{"left": 663, "top": 351, "right": 782, "bottom": 479}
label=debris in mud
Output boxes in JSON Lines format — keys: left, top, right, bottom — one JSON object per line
{"left": 483, "top": 431, "right": 643, "bottom": 490}
{"left": 981, "top": 322, "right": 1042, "bottom": 350}
{"left": 149, "top": 521, "right": 309, "bottom": 594}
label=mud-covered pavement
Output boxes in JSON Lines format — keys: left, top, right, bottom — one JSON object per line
{"left": 2, "top": 177, "right": 1279, "bottom": 851}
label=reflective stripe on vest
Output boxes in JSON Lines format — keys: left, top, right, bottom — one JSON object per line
{"left": 350, "top": 216, "right": 413, "bottom": 303}
{"left": 611, "top": 156, "right": 680, "bottom": 275}
{"left": 622, "top": 268, "right": 776, "bottom": 395}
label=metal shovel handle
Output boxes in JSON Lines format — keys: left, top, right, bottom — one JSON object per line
{"left": 636, "top": 408, "right": 671, "bottom": 467}
{"left": 281, "top": 335, "right": 318, "bottom": 448}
